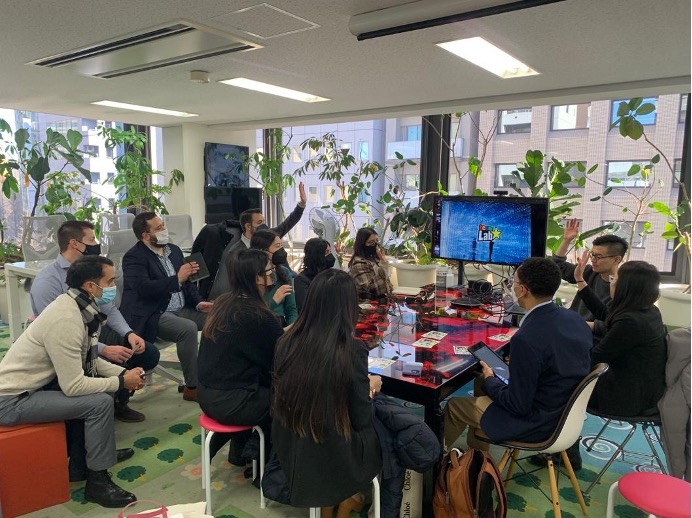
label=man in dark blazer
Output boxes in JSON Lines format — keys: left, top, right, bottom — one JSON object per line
{"left": 444, "top": 258, "right": 592, "bottom": 458}
{"left": 120, "top": 212, "right": 213, "bottom": 402}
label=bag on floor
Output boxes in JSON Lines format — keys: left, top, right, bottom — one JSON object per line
{"left": 432, "top": 448, "right": 506, "bottom": 518}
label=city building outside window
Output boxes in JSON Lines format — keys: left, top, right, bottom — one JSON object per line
{"left": 308, "top": 186, "right": 318, "bottom": 203}
{"left": 82, "top": 144, "right": 99, "bottom": 156}
{"left": 90, "top": 172, "right": 101, "bottom": 184}
{"left": 106, "top": 172, "right": 115, "bottom": 183}
{"left": 604, "top": 220, "right": 647, "bottom": 249}
{"left": 498, "top": 108, "right": 532, "bottom": 134}
{"left": 606, "top": 161, "right": 651, "bottom": 187}
{"left": 358, "top": 141, "right": 369, "bottom": 160}
{"left": 550, "top": 104, "right": 591, "bottom": 130}
{"left": 610, "top": 97, "right": 658, "bottom": 125}
{"left": 405, "top": 125, "right": 422, "bottom": 141}
{"left": 291, "top": 145, "right": 303, "bottom": 163}
{"left": 495, "top": 163, "right": 528, "bottom": 188}
{"left": 680, "top": 94, "right": 688, "bottom": 124}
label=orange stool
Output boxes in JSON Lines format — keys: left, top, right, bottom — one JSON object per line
{"left": 0, "top": 422, "right": 70, "bottom": 518}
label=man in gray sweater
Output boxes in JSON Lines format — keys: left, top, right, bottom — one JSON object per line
{"left": 0, "top": 256, "right": 145, "bottom": 508}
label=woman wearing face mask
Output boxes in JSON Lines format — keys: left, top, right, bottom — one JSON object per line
{"left": 197, "top": 248, "right": 284, "bottom": 467}
{"left": 348, "top": 227, "right": 392, "bottom": 301}
{"left": 294, "top": 238, "right": 336, "bottom": 314}
{"left": 250, "top": 230, "right": 298, "bottom": 326}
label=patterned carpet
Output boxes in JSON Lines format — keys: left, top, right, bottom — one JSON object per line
{"left": 0, "top": 325, "right": 660, "bottom": 517}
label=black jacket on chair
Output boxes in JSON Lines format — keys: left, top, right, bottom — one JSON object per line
{"left": 191, "top": 219, "right": 242, "bottom": 299}
{"left": 120, "top": 241, "right": 204, "bottom": 343}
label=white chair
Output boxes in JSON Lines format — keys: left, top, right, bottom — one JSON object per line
{"left": 475, "top": 363, "right": 610, "bottom": 518}
{"left": 162, "top": 214, "right": 193, "bottom": 251}
{"left": 102, "top": 229, "right": 137, "bottom": 270}
{"left": 21, "top": 215, "right": 66, "bottom": 261}
{"left": 100, "top": 213, "right": 134, "bottom": 233}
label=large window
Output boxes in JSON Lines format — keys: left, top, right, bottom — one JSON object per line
{"left": 680, "top": 94, "right": 688, "bottom": 124}
{"left": 495, "top": 164, "right": 528, "bottom": 188}
{"left": 551, "top": 104, "right": 591, "bottom": 130}
{"left": 405, "top": 125, "right": 422, "bottom": 141}
{"left": 604, "top": 220, "right": 647, "bottom": 249}
{"left": 611, "top": 97, "right": 658, "bottom": 125}
{"left": 90, "top": 172, "right": 101, "bottom": 184}
{"left": 498, "top": 108, "right": 531, "bottom": 134}
{"left": 606, "top": 161, "right": 651, "bottom": 187}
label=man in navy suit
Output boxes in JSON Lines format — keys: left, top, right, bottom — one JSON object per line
{"left": 444, "top": 258, "right": 592, "bottom": 456}
{"left": 120, "top": 212, "right": 213, "bottom": 402}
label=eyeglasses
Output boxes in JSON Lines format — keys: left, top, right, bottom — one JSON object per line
{"left": 262, "top": 266, "right": 276, "bottom": 275}
{"left": 589, "top": 253, "right": 617, "bottom": 261}
{"left": 608, "top": 275, "right": 618, "bottom": 284}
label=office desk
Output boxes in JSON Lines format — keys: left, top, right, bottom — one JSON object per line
{"left": 4, "top": 260, "right": 52, "bottom": 342}
{"left": 358, "top": 289, "right": 515, "bottom": 445}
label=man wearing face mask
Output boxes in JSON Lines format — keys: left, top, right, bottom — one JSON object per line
{"left": 206, "top": 182, "right": 307, "bottom": 300}
{"left": 120, "top": 213, "right": 213, "bottom": 403}
{"left": 30, "top": 221, "right": 159, "bottom": 426}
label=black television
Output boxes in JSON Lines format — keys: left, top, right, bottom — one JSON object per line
{"left": 204, "top": 186, "right": 262, "bottom": 224}
{"left": 431, "top": 195, "right": 549, "bottom": 266}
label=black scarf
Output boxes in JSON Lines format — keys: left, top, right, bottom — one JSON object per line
{"left": 66, "top": 288, "right": 107, "bottom": 377}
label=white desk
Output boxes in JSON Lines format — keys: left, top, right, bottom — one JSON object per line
{"left": 4, "top": 260, "right": 53, "bottom": 342}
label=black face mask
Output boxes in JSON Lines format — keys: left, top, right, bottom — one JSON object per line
{"left": 325, "top": 254, "right": 336, "bottom": 269}
{"left": 255, "top": 224, "right": 269, "bottom": 232}
{"left": 79, "top": 242, "right": 102, "bottom": 256}
{"left": 272, "top": 247, "right": 288, "bottom": 266}
{"left": 363, "top": 244, "right": 378, "bottom": 258}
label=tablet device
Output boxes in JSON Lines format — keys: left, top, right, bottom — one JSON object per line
{"left": 468, "top": 341, "right": 510, "bottom": 384}
{"left": 184, "top": 252, "right": 210, "bottom": 282}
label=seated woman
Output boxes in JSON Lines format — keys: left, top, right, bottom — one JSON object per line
{"left": 272, "top": 269, "right": 382, "bottom": 512}
{"left": 250, "top": 230, "right": 298, "bottom": 326}
{"left": 197, "top": 248, "right": 284, "bottom": 464}
{"left": 294, "top": 238, "right": 336, "bottom": 313}
{"left": 348, "top": 227, "right": 392, "bottom": 301}
{"left": 574, "top": 255, "right": 667, "bottom": 416}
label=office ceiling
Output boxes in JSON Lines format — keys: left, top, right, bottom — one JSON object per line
{"left": 0, "top": 0, "right": 689, "bottom": 130}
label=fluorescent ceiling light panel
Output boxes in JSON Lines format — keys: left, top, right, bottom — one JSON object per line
{"left": 219, "top": 78, "right": 329, "bottom": 103}
{"left": 437, "top": 37, "right": 539, "bottom": 79}
{"left": 91, "top": 100, "right": 198, "bottom": 117}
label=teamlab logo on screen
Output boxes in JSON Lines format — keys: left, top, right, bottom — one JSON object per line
{"left": 477, "top": 224, "right": 502, "bottom": 242}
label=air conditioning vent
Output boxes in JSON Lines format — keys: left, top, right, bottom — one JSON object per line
{"left": 29, "top": 21, "right": 261, "bottom": 78}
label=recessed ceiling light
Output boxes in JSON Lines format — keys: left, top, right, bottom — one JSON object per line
{"left": 91, "top": 100, "right": 198, "bottom": 117}
{"left": 437, "top": 37, "right": 539, "bottom": 79}
{"left": 219, "top": 78, "right": 329, "bottom": 103}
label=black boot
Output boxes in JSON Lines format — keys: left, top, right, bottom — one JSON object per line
{"left": 84, "top": 469, "right": 137, "bottom": 508}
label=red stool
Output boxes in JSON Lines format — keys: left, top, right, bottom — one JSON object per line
{"left": 606, "top": 472, "right": 691, "bottom": 518}
{"left": 199, "top": 414, "right": 265, "bottom": 514}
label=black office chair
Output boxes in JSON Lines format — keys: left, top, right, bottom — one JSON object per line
{"left": 581, "top": 409, "right": 667, "bottom": 496}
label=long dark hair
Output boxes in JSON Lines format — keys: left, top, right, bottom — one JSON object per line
{"left": 250, "top": 229, "right": 290, "bottom": 284}
{"left": 349, "top": 227, "right": 378, "bottom": 267}
{"left": 607, "top": 261, "right": 660, "bottom": 326}
{"left": 301, "top": 238, "right": 329, "bottom": 276}
{"left": 272, "top": 269, "right": 359, "bottom": 443}
{"left": 203, "top": 248, "right": 270, "bottom": 342}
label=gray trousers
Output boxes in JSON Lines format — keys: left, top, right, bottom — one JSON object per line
{"left": 157, "top": 307, "right": 206, "bottom": 387}
{"left": 0, "top": 391, "right": 116, "bottom": 471}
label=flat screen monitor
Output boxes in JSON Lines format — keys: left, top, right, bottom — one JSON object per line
{"left": 204, "top": 186, "right": 262, "bottom": 223}
{"left": 431, "top": 195, "right": 549, "bottom": 266}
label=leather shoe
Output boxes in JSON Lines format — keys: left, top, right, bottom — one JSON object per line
{"left": 84, "top": 469, "right": 136, "bottom": 508}
{"left": 115, "top": 405, "right": 146, "bottom": 423}
{"left": 116, "top": 448, "right": 135, "bottom": 463}
{"left": 182, "top": 386, "right": 198, "bottom": 402}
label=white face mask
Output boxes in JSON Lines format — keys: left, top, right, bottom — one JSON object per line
{"left": 511, "top": 286, "right": 521, "bottom": 306}
{"left": 153, "top": 228, "right": 170, "bottom": 246}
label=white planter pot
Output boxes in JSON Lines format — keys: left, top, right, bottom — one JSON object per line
{"left": 392, "top": 262, "right": 438, "bottom": 288}
{"left": 658, "top": 284, "right": 691, "bottom": 328}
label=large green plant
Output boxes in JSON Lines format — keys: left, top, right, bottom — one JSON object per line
{"left": 608, "top": 98, "right": 690, "bottom": 271}
{"left": 98, "top": 125, "right": 184, "bottom": 214}
{"left": 0, "top": 118, "right": 91, "bottom": 216}
{"left": 508, "top": 149, "right": 611, "bottom": 251}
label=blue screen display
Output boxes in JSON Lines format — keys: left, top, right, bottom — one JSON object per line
{"left": 432, "top": 196, "right": 548, "bottom": 266}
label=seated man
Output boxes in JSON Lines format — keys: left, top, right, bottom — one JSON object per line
{"left": 207, "top": 182, "right": 307, "bottom": 300}
{"left": 444, "top": 258, "right": 592, "bottom": 464}
{"left": 30, "top": 220, "right": 159, "bottom": 423}
{"left": 0, "top": 256, "right": 146, "bottom": 508}
{"left": 552, "top": 220, "right": 628, "bottom": 336}
{"left": 120, "top": 212, "right": 213, "bottom": 402}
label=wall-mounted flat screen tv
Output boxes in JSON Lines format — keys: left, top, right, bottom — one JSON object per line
{"left": 431, "top": 195, "right": 549, "bottom": 266}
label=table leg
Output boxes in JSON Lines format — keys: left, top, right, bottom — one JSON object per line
{"left": 5, "top": 269, "right": 22, "bottom": 342}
